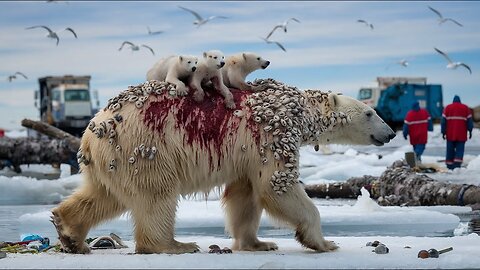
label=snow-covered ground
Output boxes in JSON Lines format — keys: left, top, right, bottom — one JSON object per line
{"left": 0, "top": 126, "right": 479, "bottom": 268}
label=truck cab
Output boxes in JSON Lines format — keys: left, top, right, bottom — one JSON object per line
{"left": 36, "top": 75, "right": 99, "bottom": 137}
{"left": 358, "top": 77, "right": 443, "bottom": 130}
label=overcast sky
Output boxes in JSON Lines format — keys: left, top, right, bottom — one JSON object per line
{"left": 0, "top": 1, "right": 479, "bottom": 130}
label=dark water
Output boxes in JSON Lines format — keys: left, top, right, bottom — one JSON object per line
{"left": 0, "top": 205, "right": 475, "bottom": 242}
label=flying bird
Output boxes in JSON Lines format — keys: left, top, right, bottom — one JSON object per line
{"left": 434, "top": 47, "right": 472, "bottom": 74}
{"left": 7, "top": 72, "right": 28, "bottom": 82}
{"left": 428, "top": 6, "right": 463, "bottom": 27}
{"left": 119, "top": 41, "right": 155, "bottom": 56}
{"left": 25, "top": 25, "right": 77, "bottom": 46}
{"left": 178, "top": 6, "right": 228, "bottom": 27}
{"left": 357, "top": 19, "right": 374, "bottom": 30}
{"left": 260, "top": 37, "right": 286, "bottom": 52}
{"left": 147, "top": 26, "right": 164, "bottom": 35}
{"left": 385, "top": 59, "right": 410, "bottom": 70}
{"left": 265, "top": 17, "right": 300, "bottom": 39}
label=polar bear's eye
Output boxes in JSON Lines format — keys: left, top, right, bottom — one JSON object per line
{"left": 257, "top": 57, "right": 260, "bottom": 61}
{"left": 366, "top": 111, "right": 373, "bottom": 118}
{"left": 188, "top": 61, "right": 191, "bottom": 64}
{"left": 209, "top": 55, "right": 212, "bottom": 58}
{"left": 214, "top": 56, "right": 218, "bottom": 59}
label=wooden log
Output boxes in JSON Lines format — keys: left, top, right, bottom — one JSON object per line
{"left": 0, "top": 137, "right": 77, "bottom": 169}
{"left": 0, "top": 119, "right": 82, "bottom": 173}
{"left": 304, "top": 160, "right": 480, "bottom": 208}
{"left": 21, "top": 118, "right": 80, "bottom": 150}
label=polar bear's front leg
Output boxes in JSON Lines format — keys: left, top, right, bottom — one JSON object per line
{"left": 222, "top": 179, "right": 278, "bottom": 251}
{"left": 189, "top": 80, "right": 205, "bottom": 103}
{"left": 227, "top": 70, "right": 253, "bottom": 91}
{"left": 166, "top": 72, "right": 188, "bottom": 96}
{"left": 262, "top": 183, "right": 338, "bottom": 252}
{"left": 212, "top": 75, "right": 236, "bottom": 109}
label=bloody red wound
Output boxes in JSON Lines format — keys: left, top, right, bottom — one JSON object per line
{"left": 143, "top": 87, "right": 259, "bottom": 168}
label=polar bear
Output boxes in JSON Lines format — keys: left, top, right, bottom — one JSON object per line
{"left": 51, "top": 79, "right": 395, "bottom": 255}
{"left": 222, "top": 52, "right": 270, "bottom": 91}
{"left": 146, "top": 55, "right": 198, "bottom": 96}
{"left": 188, "top": 50, "right": 235, "bottom": 109}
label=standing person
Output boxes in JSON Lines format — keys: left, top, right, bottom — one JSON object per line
{"left": 403, "top": 101, "right": 433, "bottom": 162}
{"left": 441, "top": 95, "right": 474, "bottom": 170}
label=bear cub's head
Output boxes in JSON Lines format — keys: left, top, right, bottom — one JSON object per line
{"left": 203, "top": 50, "right": 226, "bottom": 69}
{"left": 242, "top": 52, "right": 270, "bottom": 70}
{"left": 178, "top": 55, "right": 198, "bottom": 73}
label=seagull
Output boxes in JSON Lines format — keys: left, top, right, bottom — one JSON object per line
{"left": 357, "top": 19, "right": 374, "bottom": 30}
{"left": 428, "top": 6, "right": 463, "bottom": 27}
{"left": 118, "top": 41, "right": 155, "bottom": 56}
{"left": 265, "top": 18, "right": 300, "bottom": 39}
{"left": 7, "top": 72, "right": 28, "bottom": 82}
{"left": 434, "top": 47, "right": 472, "bottom": 74}
{"left": 385, "top": 59, "right": 410, "bottom": 70}
{"left": 178, "top": 6, "right": 228, "bottom": 27}
{"left": 260, "top": 37, "right": 286, "bottom": 52}
{"left": 25, "top": 25, "right": 77, "bottom": 46}
{"left": 147, "top": 26, "right": 164, "bottom": 35}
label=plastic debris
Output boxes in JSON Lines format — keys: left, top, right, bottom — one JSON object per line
{"left": 418, "top": 247, "right": 453, "bottom": 259}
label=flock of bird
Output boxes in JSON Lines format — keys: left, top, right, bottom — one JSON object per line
{"left": 5, "top": 4, "right": 473, "bottom": 82}
{"left": 357, "top": 6, "right": 471, "bottom": 74}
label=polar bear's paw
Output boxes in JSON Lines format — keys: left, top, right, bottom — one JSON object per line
{"left": 176, "top": 86, "right": 189, "bottom": 96}
{"left": 233, "top": 240, "right": 278, "bottom": 251}
{"left": 136, "top": 241, "right": 199, "bottom": 254}
{"left": 224, "top": 99, "right": 236, "bottom": 109}
{"left": 192, "top": 90, "right": 205, "bottom": 103}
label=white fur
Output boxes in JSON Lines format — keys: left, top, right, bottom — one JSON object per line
{"left": 146, "top": 55, "right": 198, "bottom": 96}
{"left": 222, "top": 52, "right": 270, "bottom": 91}
{"left": 189, "top": 50, "right": 235, "bottom": 109}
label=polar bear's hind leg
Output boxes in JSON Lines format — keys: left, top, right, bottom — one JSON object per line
{"left": 51, "top": 171, "right": 126, "bottom": 254}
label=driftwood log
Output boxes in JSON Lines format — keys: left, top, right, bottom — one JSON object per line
{"left": 305, "top": 160, "right": 480, "bottom": 209}
{"left": 0, "top": 119, "right": 81, "bottom": 173}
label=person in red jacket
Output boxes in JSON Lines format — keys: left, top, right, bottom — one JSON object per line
{"left": 403, "top": 101, "right": 433, "bottom": 162}
{"left": 441, "top": 95, "right": 474, "bottom": 170}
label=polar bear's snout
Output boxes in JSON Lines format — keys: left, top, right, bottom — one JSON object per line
{"left": 192, "top": 66, "right": 197, "bottom": 72}
{"left": 370, "top": 125, "right": 396, "bottom": 146}
{"left": 262, "top": 61, "right": 270, "bottom": 69}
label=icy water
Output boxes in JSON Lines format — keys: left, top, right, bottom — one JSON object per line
{"left": 0, "top": 204, "right": 470, "bottom": 242}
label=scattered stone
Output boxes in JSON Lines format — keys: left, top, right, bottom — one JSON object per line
{"left": 373, "top": 244, "right": 389, "bottom": 254}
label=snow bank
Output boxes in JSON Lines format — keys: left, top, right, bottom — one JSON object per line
{"left": 0, "top": 174, "right": 80, "bottom": 205}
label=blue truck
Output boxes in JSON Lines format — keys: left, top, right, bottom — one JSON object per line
{"left": 358, "top": 77, "right": 443, "bottom": 130}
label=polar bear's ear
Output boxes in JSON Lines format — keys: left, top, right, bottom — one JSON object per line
{"left": 203, "top": 52, "right": 208, "bottom": 58}
{"left": 243, "top": 53, "right": 247, "bottom": 60}
{"left": 328, "top": 92, "right": 339, "bottom": 108}
{"left": 179, "top": 56, "right": 183, "bottom": 62}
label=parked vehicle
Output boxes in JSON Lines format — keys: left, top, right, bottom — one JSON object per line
{"left": 358, "top": 77, "right": 443, "bottom": 130}
{"left": 35, "top": 75, "right": 99, "bottom": 137}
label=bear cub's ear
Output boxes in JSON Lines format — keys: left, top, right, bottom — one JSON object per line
{"left": 203, "top": 52, "right": 208, "bottom": 58}
{"left": 179, "top": 56, "right": 183, "bottom": 62}
{"left": 242, "top": 53, "right": 247, "bottom": 60}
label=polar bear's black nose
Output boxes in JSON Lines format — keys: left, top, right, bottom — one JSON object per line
{"left": 192, "top": 67, "right": 196, "bottom": 72}
{"left": 262, "top": 61, "right": 270, "bottom": 69}
{"left": 220, "top": 62, "right": 225, "bottom": 67}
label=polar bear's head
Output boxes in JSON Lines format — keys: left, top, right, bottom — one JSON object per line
{"left": 202, "top": 50, "right": 226, "bottom": 69}
{"left": 242, "top": 52, "right": 270, "bottom": 71}
{"left": 178, "top": 55, "right": 198, "bottom": 73}
{"left": 325, "top": 93, "right": 396, "bottom": 146}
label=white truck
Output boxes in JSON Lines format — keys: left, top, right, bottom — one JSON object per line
{"left": 35, "top": 75, "right": 99, "bottom": 137}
